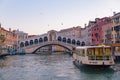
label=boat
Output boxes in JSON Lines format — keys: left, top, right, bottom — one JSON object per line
{"left": 72, "top": 45, "right": 115, "bottom": 68}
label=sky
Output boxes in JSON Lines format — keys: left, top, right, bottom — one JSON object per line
{"left": 0, "top": 0, "right": 120, "bottom": 35}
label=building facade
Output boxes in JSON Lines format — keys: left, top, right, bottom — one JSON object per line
{"left": 58, "top": 26, "right": 82, "bottom": 38}
{"left": 111, "top": 12, "right": 120, "bottom": 43}
{"left": 0, "top": 26, "right": 18, "bottom": 51}
{"left": 102, "top": 17, "right": 112, "bottom": 44}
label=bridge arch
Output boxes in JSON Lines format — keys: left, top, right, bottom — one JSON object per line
{"left": 30, "top": 40, "right": 34, "bottom": 45}
{"left": 72, "top": 39, "right": 76, "bottom": 45}
{"left": 32, "top": 42, "right": 73, "bottom": 54}
{"left": 81, "top": 41, "right": 85, "bottom": 46}
{"left": 58, "top": 36, "right": 62, "bottom": 41}
{"left": 34, "top": 39, "right": 38, "bottom": 44}
{"left": 25, "top": 41, "right": 29, "bottom": 46}
{"left": 20, "top": 42, "right": 24, "bottom": 47}
{"left": 39, "top": 38, "right": 43, "bottom": 43}
{"left": 67, "top": 38, "right": 71, "bottom": 44}
{"left": 76, "top": 40, "right": 80, "bottom": 46}
{"left": 63, "top": 37, "right": 66, "bottom": 43}
{"left": 44, "top": 36, "right": 48, "bottom": 42}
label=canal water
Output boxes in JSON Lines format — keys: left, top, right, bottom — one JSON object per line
{"left": 0, "top": 54, "right": 120, "bottom": 80}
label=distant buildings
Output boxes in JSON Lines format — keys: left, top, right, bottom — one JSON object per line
{"left": 0, "top": 25, "right": 17, "bottom": 51}
{"left": 14, "top": 29, "right": 28, "bottom": 40}
{"left": 13, "top": 29, "right": 28, "bottom": 51}
{"left": 81, "top": 12, "right": 120, "bottom": 45}
{"left": 58, "top": 26, "right": 82, "bottom": 38}
{"left": 0, "top": 23, "right": 29, "bottom": 53}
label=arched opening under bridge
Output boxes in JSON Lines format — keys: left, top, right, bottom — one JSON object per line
{"left": 32, "top": 43, "right": 73, "bottom": 55}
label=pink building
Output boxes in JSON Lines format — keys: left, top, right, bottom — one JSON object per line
{"left": 91, "top": 17, "right": 112, "bottom": 45}
{"left": 91, "top": 18, "right": 102, "bottom": 45}
{"left": 102, "top": 17, "right": 112, "bottom": 44}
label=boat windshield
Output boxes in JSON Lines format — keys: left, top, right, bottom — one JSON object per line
{"left": 87, "top": 47, "right": 111, "bottom": 60}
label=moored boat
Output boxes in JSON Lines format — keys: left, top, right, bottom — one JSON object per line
{"left": 72, "top": 46, "right": 115, "bottom": 68}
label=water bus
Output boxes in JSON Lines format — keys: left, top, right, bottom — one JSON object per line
{"left": 72, "top": 46, "right": 115, "bottom": 68}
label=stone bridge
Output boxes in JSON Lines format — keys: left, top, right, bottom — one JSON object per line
{"left": 18, "top": 30, "right": 85, "bottom": 54}
{"left": 21, "top": 41, "right": 76, "bottom": 53}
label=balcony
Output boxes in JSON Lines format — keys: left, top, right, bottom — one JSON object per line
{"left": 105, "top": 34, "right": 112, "bottom": 39}
{"left": 114, "top": 26, "right": 120, "bottom": 32}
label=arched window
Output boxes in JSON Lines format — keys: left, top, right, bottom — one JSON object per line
{"left": 81, "top": 42, "right": 85, "bottom": 46}
{"left": 76, "top": 40, "right": 80, "bottom": 46}
{"left": 39, "top": 38, "right": 43, "bottom": 43}
{"left": 34, "top": 39, "right": 38, "bottom": 44}
{"left": 63, "top": 37, "right": 66, "bottom": 43}
{"left": 67, "top": 38, "right": 71, "bottom": 44}
{"left": 30, "top": 40, "right": 33, "bottom": 45}
{"left": 25, "top": 41, "right": 29, "bottom": 46}
{"left": 58, "top": 36, "right": 62, "bottom": 41}
{"left": 20, "top": 42, "right": 24, "bottom": 47}
{"left": 44, "top": 36, "right": 48, "bottom": 42}
{"left": 72, "top": 39, "right": 76, "bottom": 45}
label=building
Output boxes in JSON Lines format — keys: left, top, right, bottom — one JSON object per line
{"left": 81, "top": 25, "right": 88, "bottom": 45}
{"left": 0, "top": 25, "right": 18, "bottom": 51}
{"left": 111, "top": 12, "right": 120, "bottom": 43}
{"left": 58, "top": 26, "right": 82, "bottom": 38}
{"left": 14, "top": 29, "right": 28, "bottom": 41}
{"left": 102, "top": 17, "right": 112, "bottom": 44}
{"left": 91, "top": 18, "right": 102, "bottom": 45}
{"left": 13, "top": 29, "right": 28, "bottom": 51}
{"left": 85, "top": 21, "right": 95, "bottom": 46}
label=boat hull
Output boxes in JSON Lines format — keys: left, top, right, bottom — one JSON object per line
{"left": 73, "top": 60, "right": 111, "bottom": 69}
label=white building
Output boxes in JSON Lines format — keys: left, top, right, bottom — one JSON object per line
{"left": 58, "top": 26, "right": 82, "bottom": 38}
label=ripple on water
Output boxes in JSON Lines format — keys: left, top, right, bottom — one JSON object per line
{"left": 0, "top": 54, "right": 120, "bottom": 80}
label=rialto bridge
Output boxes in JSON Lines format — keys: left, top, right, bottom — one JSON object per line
{"left": 17, "top": 30, "right": 85, "bottom": 54}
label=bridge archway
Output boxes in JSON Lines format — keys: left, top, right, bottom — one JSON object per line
{"left": 20, "top": 42, "right": 24, "bottom": 47}
{"left": 44, "top": 36, "right": 48, "bottom": 42}
{"left": 25, "top": 41, "right": 29, "bottom": 46}
{"left": 30, "top": 40, "right": 34, "bottom": 45}
{"left": 58, "top": 36, "right": 62, "bottom": 41}
{"left": 34, "top": 39, "right": 38, "bottom": 44}
{"left": 32, "top": 42, "right": 72, "bottom": 54}
{"left": 72, "top": 39, "right": 76, "bottom": 45}
{"left": 67, "top": 38, "right": 71, "bottom": 44}
{"left": 39, "top": 38, "right": 43, "bottom": 43}
{"left": 63, "top": 37, "right": 66, "bottom": 43}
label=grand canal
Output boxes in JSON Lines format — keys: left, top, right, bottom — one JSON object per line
{"left": 0, "top": 54, "right": 120, "bottom": 80}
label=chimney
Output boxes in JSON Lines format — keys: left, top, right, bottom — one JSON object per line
{"left": 113, "top": 12, "right": 116, "bottom": 15}
{"left": 9, "top": 28, "right": 11, "bottom": 31}
{"left": 84, "top": 24, "right": 87, "bottom": 28}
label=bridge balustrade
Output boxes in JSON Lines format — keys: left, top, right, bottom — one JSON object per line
{"left": 19, "top": 36, "right": 85, "bottom": 49}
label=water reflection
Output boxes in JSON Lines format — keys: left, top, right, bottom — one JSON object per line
{"left": 0, "top": 57, "right": 6, "bottom": 68}
{"left": 76, "top": 65, "right": 114, "bottom": 74}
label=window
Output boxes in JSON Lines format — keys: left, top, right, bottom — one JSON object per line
{"left": 114, "top": 17, "right": 119, "bottom": 23}
{"left": 105, "top": 48, "right": 111, "bottom": 56}
{"left": 115, "top": 47, "right": 120, "bottom": 54}
{"left": 75, "top": 49, "right": 85, "bottom": 56}
{"left": 87, "top": 48, "right": 94, "bottom": 56}
{"left": 95, "top": 48, "right": 103, "bottom": 56}
{"left": 80, "top": 49, "right": 85, "bottom": 56}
